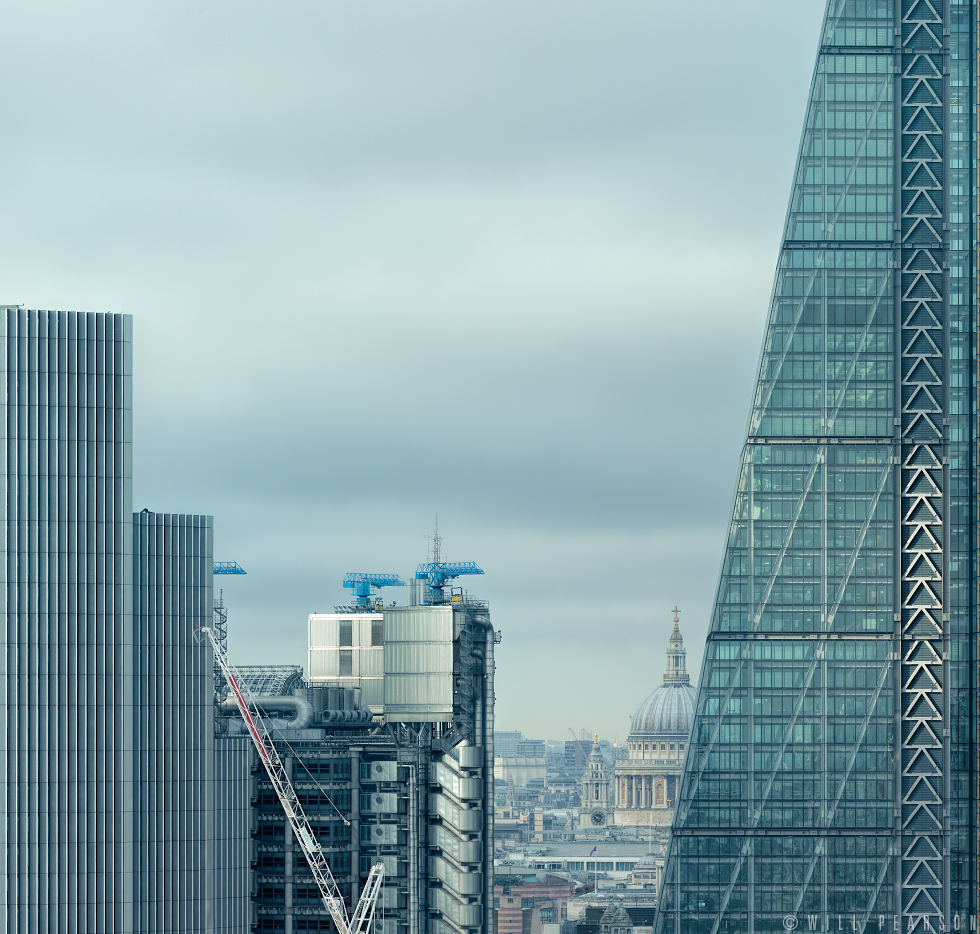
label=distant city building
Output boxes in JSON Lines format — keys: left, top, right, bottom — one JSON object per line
{"left": 573, "top": 902, "right": 658, "bottom": 934}
{"left": 494, "top": 874, "right": 577, "bottom": 934}
{"left": 495, "top": 750, "right": 547, "bottom": 788}
{"left": 492, "top": 732, "right": 548, "bottom": 787}
{"left": 506, "top": 844, "right": 652, "bottom": 879}
{"left": 545, "top": 772, "right": 579, "bottom": 805}
{"left": 564, "top": 740, "right": 588, "bottom": 775}
{"left": 494, "top": 731, "right": 524, "bottom": 758}
{"left": 517, "top": 740, "right": 546, "bottom": 758}
{"left": 613, "top": 618, "right": 694, "bottom": 828}
{"left": 626, "top": 855, "right": 660, "bottom": 890}
{"left": 599, "top": 902, "right": 637, "bottom": 934}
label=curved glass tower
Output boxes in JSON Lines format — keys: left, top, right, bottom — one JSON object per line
{"left": 654, "top": 1, "right": 975, "bottom": 931}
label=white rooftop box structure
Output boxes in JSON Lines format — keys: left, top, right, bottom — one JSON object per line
{"left": 382, "top": 606, "right": 454, "bottom": 722}
{"left": 307, "top": 612, "right": 384, "bottom": 709}
{"left": 307, "top": 605, "right": 454, "bottom": 720}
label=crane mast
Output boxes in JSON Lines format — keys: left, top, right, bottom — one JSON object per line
{"left": 202, "top": 626, "right": 384, "bottom": 934}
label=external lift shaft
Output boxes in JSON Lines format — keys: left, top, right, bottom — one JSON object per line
{"left": 202, "top": 626, "right": 385, "bottom": 934}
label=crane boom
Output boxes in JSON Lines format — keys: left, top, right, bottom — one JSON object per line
{"left": 201, "top": 626, "right": 384, "bottom": 934}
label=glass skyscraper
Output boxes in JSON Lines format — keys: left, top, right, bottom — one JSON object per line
{"left": 655, "top": 1, "right": 974, "bottom": 932}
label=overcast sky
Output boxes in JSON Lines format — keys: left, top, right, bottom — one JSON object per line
{"left": 2, "top": 0, "right": 826, "bottom": 740}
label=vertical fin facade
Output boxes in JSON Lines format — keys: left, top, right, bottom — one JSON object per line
{"left": 1, "top": 310, "right": 135, "bottom": 933}
{"left": 655, "top": 0, "right": 973, "bottom": 930}
{"left": 133, "top": 512, "right": 215, "bottom": 933}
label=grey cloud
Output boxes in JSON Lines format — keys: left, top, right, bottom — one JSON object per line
{"left": 1, "top": 0, "right": 824, "bottom": 739}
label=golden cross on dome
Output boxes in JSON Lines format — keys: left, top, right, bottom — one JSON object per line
{"left": 671, "top": 606, "right": 680, "bottom": 626}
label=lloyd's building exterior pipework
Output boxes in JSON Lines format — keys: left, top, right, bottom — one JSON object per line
{"left": 654, "top": 2, "right": 980, "bottom": 932}
{"left": 0, "top": 309, "right": 216, "bottom": 933}
{"left": 239, "top": 597, "right": 496, "bottom": 934}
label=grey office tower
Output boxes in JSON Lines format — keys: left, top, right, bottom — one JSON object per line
{"left": 133, "top": 510, "right": 215, "bottom": 932}
{"left": 1, "top": 309, "right": 216, "bottom": 933}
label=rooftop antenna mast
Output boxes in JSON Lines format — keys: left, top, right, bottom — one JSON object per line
{"left": 415, "top": 516, "right": 483, "bottom": 605}
{"left": 212, "top": 561, "right": 248, "bottom": 654}
{"left": 212, "top": 561, "right": 247, "bottom": 698}
{"left": 432, "top": 515, "right": 441, "bottom": 564}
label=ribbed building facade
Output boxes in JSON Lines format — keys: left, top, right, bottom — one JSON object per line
{"left": 0, "top": 309, "right": 218, "bottom": 932}
{"left": 133, "top": 511, "right": 215, "bottom": 933}
{"left": 214, "top": 733, "right": 252, "bottom": 934}
{"left": 655, "top": 2, "right": 974, "bottom": 932}
{"left": 1, "top": 309, "right": 136, "bottom": 933}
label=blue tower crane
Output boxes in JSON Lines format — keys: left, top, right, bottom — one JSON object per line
{"left": 414, "top": 561, "right": 484, "bottom": 605}
{"left": 213, "top": 561, "right": 247, "bottom": 575}
{"left": 343, "top": 572, "right": 406, "bottom": 610}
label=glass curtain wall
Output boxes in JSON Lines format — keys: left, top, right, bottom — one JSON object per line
{"left": 654, "top": 0, "right": 974, "bottom": 931}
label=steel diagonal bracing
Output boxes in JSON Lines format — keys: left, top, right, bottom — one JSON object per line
{"left": 679, "top": 449, "right": 824, "bottom": 827}
{"left": 754, "top": 452, "right": 825, "bottom": 623}
{"left": 700, "top": 459, "right": 892, "bottom": 933}
{"left": 706, "top": 643, "right": 826, "bottom": 934}
{"left": 752, "top": 66, "right": 892, "bottom": 436}
{"left": 751, "top": 270, "right": 821, "bottom": 436}
{"left": 790, "top": 658, "right": 893, "bottom": 916}
{"left": 975, "top": 0, "right": 980, "bottom": 909}
{"left": 826, "top": 272, "right": 892, "bottom": 432}
{"left": 707, "top": 630, "right": 888, "bottom": 934}
{"left": 683, "top": 456, "right": 888, "bottom": 821}
{"left": 861, "top": 854, "right": 897, "bottom": 934}
{"left": 898, "top": 0, "right": 948, "bottom": 928}
{"left": 826, "top": 464, "right": 894, "bottom": 625}
{"left": 822, "top": 0, "right": 850, "bottom": 43}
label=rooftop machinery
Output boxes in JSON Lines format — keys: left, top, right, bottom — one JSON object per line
{"left": 342, "top": 572, "right": 406, "bottom": 610}
{"left": 415, "top": 520, "right": 484, "bottom": 604}
{"left": 201, "top": 625, "right": 385, "bottom": 934}
{"left": 415, "top": 561, "right": 484, "bottom": 605}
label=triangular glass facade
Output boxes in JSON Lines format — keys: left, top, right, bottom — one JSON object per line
{"left": 654, "top": 0, "right": 973, "bottom": 931}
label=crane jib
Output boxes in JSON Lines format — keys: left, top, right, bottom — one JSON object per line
{"left": 202, "top": 625, "right": 384, "bottom": 934}
{"left": 297, "top": 826, "right": 318, "bottom": 853}
{"left": 227, "top": 674, "right": 272, "bottom": 761}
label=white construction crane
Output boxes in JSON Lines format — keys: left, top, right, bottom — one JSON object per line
{"left": 202, "top": 626, "right": 385, "bottom": 934}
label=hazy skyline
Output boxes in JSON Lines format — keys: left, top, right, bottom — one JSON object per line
{"left": 2, "top": 0, "right": 825, "bottom": 738}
